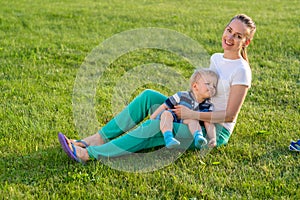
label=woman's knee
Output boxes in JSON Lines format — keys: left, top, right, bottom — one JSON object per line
{"left": 141, "top": 89, "right": 166, "bottom": 100}
{"left": 140, "top": 89, "right": 157, "bottom": 97}
{"left": 140, "top": 89, "right": 167, "bottom": 113}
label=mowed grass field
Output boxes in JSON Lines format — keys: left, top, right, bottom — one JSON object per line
{"left": 0, "top": 0, "right": 299, "bottom": 199}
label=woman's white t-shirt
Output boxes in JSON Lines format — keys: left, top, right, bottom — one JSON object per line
{"left": 209, "top": 53, "right": 252, "bottom": 133}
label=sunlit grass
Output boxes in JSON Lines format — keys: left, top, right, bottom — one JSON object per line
{"left": 0, "top": 0, "right": 299, "bottom": 199}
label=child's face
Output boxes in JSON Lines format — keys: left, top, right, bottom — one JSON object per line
{"left": 193, "top": 75, "right": 217, "bottom": 101}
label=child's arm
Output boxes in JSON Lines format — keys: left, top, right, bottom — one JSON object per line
{"left": 150, "top": 104, "right": 169, "bottom": 119}
{"left": 151, "top": 92, "right": 180, "bottom": 119}
{"left": 204, "top": 121, "right": 216, "bottom": 147}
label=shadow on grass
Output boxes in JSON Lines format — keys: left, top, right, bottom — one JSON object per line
{"left": 0, "top": 147, "right": 95, "bottom": 185}
{"left": 246, "top": 143, "right": 300, "bottom": 168}
{"left": 259, "top": 145, "right": 299, "bottom": 160}
{"left": 0, "top": 145, "right": 200, "bottom": 185}
{"left": 97, "top": 148, "right": 187, "bottom": 173}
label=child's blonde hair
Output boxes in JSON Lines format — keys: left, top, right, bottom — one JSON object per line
{"left": 189, "top": 68, "right": 218, "bottom": 90}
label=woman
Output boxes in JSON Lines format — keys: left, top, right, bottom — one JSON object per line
{"left": 58, "top": 14, "right": 256, "bottom": 163}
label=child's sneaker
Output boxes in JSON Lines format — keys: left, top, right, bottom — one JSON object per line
{"left": 163, "top": 131, "right": 180, "bottom": 149}
{"left": 289, "top": 140, "right": 300, "bottom": 152}
{"left": 165, "top": 138, "right": 181, "bottom": 149}
{"left": 194, "top": 132, "right": 207, "bottom": 149}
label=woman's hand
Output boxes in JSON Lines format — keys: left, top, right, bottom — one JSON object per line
{"left": 172, "top": 105, "right": 197, "bottom": 120}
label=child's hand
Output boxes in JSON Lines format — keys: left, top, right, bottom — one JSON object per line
{"left": 149, "top": 113, "right": 156, "bottom": 119}
{"left": 173, "top": 105, "right": 195, "bottom": 120}
{"left": 208, "top": 138, "right": 216, "bottom": 148}
{"left": 150, "top": 104, "right": 168, "bottom": 120}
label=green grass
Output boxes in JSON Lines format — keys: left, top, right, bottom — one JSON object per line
{"left": 1, "top": 0, "right": 299, "bottom": 199}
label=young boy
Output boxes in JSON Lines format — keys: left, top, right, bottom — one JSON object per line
{"left": 150, "top": 68, "right": 218, "bottom": 149}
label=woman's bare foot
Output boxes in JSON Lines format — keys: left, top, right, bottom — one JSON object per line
{"left": 72, "top": 144, "right": 90, "bottom": 162}
{"left": 208, "top": 138, "right": 216, "bottom": 148}
{"left": 70, "top": 132, "right": 105, "bottom": 148}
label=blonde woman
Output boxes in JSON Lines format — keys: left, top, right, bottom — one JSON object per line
{"left": 58, "top": 14, "right": 256, "bottom": 163}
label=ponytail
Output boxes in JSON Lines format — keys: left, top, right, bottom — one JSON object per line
{"left": 241, "top": 46, "right": 248, "bottom": 63}
{"left": 230, "top": 14, "right": 256, "bottom": 63}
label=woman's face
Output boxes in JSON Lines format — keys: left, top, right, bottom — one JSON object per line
{"left": 222, "top": 19, "right": 250, "bottom": 54}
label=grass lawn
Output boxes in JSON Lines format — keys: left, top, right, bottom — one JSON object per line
{"left": 0, "top": 0, "right": 299, "bottom": 199}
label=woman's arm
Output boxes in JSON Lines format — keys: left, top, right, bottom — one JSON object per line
{"left": 150, "top": 104, "right": 168, "bottom": 119}
{"left": 173, "top": 85, "right": 249, "bottom": 123}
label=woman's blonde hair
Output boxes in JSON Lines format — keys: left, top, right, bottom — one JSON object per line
{"left": 229, "top": 14, "right": 256, "bottom": 63}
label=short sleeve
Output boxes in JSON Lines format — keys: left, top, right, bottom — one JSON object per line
{"left": 231, "top": 66, "right": 252, "bottom": 88}
{"left": 165, "top": 92, "right": 181, "bottom": 109}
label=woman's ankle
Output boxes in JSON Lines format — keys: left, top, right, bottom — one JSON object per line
{"left": 77, "top": 146, "right": 90, "bottom": 162}
{"left": 84, "top": 133, "right": 105, "bottom": 146}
